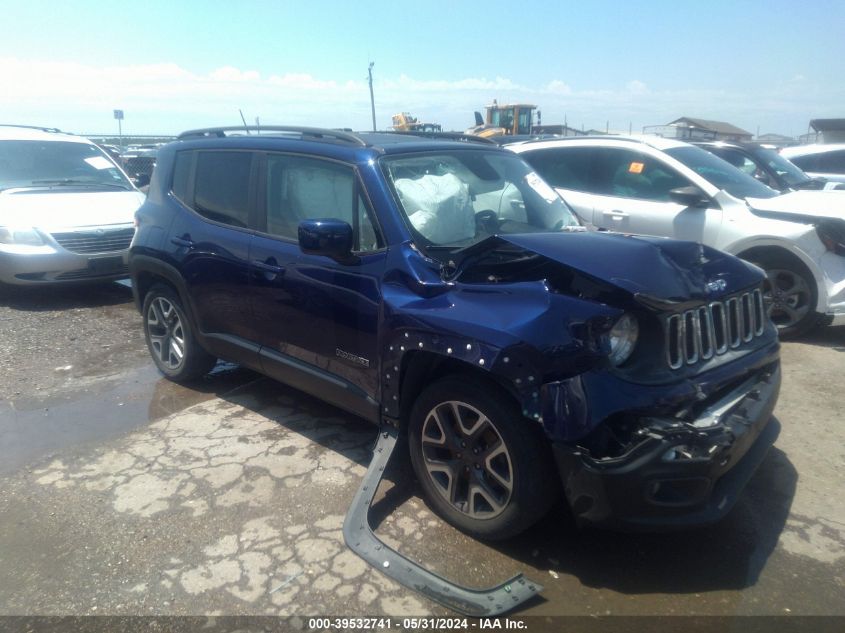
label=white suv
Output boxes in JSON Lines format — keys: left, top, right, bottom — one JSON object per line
{"left": 511, "top": 136, "right": 845, "bottom": 337}
{"left": 0, "top": 125, "right": 145, "bottom": 285}
{"left": 780, "top": 144, "right": 845, "bottom": 184}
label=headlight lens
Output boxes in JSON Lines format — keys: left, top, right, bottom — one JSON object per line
{"left": 608, "top": 313, "right": 639, "bottom": 366}
{"left": 0, "top": 227, "right": 45, "bottom": 246}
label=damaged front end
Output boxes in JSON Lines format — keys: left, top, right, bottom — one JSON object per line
{"left": 441, "top": 231, "right": 782, "bottom": 529}
{"left": 550, "top": 359, "right": 780, "bottom": 529}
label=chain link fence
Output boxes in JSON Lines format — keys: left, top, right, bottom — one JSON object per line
{"left": 84, "top": 134, "right": 175, "bottom": 184}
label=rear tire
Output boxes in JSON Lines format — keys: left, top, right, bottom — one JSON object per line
{"left": 142, "top": 283, "right": 217, "bottom": 381}
{"left": 748, "top": 254, "right": 821, "bottom": 339}
{"left": 408, "top": 376, "right": 557, "bottom": 540}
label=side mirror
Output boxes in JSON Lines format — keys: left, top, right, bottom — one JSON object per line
{"left": 298, "top": 218, "right": 358, "bottom": 263}
{"left": 669, "top": 185, "right": 710, "bottom": 208}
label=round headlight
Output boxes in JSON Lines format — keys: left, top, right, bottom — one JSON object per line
{"left": 608, "top": 313, "right": 639, "bottom": 366}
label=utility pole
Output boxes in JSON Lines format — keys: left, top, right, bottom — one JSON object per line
{"left": 367, "top": 62, "right": 376, "bottom": 132}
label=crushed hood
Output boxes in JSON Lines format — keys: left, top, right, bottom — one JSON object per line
{"left": 747, "top": 189, "right": 845, "bottom": 222}
{"left": 0, "top": 190, "right": 144, "bottom": 230}
{"left": 494, "top": 231, "right": 763, "bottom": 306}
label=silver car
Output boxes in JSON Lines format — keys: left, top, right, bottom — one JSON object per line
{"left": 0, "top": 125, "right": 145, "bottom": 285}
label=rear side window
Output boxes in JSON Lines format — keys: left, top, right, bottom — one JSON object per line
{"left": 816, "top": 150, "right": 845, "bottom": 173}
{"left": 789, "top": 153, "right": 817, "bottom": 171}
{"left": 523, "top": 147, "right": 594, "bottom": 192}
{"left": 171, "top": 151, "right": 191, "bottom": 203}
{"left": 193, "top": 151, "right": 252, "bottom": 228}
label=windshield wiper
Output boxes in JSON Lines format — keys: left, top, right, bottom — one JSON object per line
{"left": 30, "top": 179, "right": 131, "bottom": 190}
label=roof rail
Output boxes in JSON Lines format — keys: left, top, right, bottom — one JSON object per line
{"left": 176, "top": 125, "right": 368, "bottom": 146}
{"left": 516, "top": 134, "right": 649, "bottom": 146}
{"left": 382, "top": 130, "right": 497, "bottom": 145}
{"left": 0, "top": 124, "right": 64, "bottom": 134}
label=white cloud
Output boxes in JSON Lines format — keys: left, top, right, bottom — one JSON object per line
{"left": 0, "top": 57, "right": 841, "bottom": 137}
{"left": 543, "top": 80, "right": 572, "bottom": 95}
{"left": 209, "top": 66, "right": 261, "bottom": 82}
{"left": 626, "top": 80, "right": 648, "bottom": 95}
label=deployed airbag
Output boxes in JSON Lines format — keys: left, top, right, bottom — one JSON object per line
{"left": 395, "top": 173, "right": 475, "bottom": 244}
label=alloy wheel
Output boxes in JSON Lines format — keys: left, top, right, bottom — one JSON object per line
{"left": 420, "top": 400, "right": 513, "bottom": 519}
{"left": 146, "top": 297, "right": 186, "bottom": 370}
{"left": 761, "top": 268, "right": 811, "bottom": 329}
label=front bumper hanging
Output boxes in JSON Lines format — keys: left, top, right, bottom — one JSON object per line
{"left": 342, "top": 425, "right": 543, "bottom": 616}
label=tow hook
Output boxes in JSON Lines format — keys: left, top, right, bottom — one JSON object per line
{"left": 342, "top": 425, "right": 543, "bottom": 616}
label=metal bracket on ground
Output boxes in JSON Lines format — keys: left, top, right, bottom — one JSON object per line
{"left": 342, "top": 425, "right": 543, "bottom": 616}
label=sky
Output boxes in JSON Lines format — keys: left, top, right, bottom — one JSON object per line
{"left": 1, "top": 0, "right": 843, "bottom": 138}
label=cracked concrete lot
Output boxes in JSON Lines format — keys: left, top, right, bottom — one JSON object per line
{"left": 2, "top": 384, "right": 432, "bottom": 616}
{"left": 0, "top": 282, "right": 844, "bottom": 618}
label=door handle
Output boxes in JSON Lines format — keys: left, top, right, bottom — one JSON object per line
{"left": 603, "top": 210, "right": 629, "bottom": 220}
{"left": 170, "top": 235, "right": 195, "bottom": 248}
{"left": 252, "top": 257, "right": 285, "bottom": 280}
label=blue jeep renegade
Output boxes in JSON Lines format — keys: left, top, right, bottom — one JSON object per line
{"left": 129, "top": 126, "right": 781, "bottom": 539}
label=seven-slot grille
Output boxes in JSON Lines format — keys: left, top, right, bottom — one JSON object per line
{"left": 50, "top": 227, "right": 135, "bottom": 254}
{"left": 665, "top": 288, "right": 766, "bottom": 369}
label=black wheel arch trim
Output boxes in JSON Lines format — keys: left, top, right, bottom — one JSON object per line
{"left": 130, "top": 254, "right": 199, "bottom": 325}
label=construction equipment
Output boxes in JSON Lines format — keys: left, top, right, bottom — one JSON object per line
{"left": 392, "top": 112, "right": 442, "bottom": 133}
{"left": 465, "top": 101, "right": 538, "bottom": 138}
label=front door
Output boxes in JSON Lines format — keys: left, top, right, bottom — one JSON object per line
{"left": 588, "top": 147, "right": 723, "bottom": 245}
{"left": 249, "top": 152, "right": 386, "bottom": 422}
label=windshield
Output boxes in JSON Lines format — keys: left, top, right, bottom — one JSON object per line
{"left": 665, "top": 145, "right": 779, "bottom": 199}
{"left": 381, "top": 150, "right": 580, "bottom": 249}
{"left": 754, "top": 147, "right": 811, "bottom": 187}
{"left": 0, "top": 140, "right": 132, "bottom": 191}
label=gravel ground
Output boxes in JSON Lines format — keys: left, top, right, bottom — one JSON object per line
{"left": 0, "top": 281, "right": 148, "bottom": 402}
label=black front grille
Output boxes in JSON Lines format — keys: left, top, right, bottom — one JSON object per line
{"left": 55, "top": 264, "right": 129, "bottom": 280}
{"left": 51, "top": 228, "right": 135, "bottom": 254}
{"left": 665, "top": 289, "right": 766, "bottom": 369}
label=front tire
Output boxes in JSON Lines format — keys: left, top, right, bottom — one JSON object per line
{"left": 408, "top": 376, "right": 557, "bottom": 540}
{"left": 142, "top": 284, "right": 217, "bottom": 381}
{"left": 749, "top": 254, "right": 820, "bottom": 338}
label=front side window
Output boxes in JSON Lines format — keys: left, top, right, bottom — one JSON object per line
{"left": 591, "top": 148, "right": 691, "bottom": 202}
{"left": 193, "top": 151, "right": 252, "bottom": 228}
{"left": 0, "top": 140, "right": 132, "bottom": 191}
{"left": 665, "top": 145, "right": 778, "bottom": 199}
{"left": 711, "top": 148, "right": 758, "bottom": 176}
{"left": 264, "top": 154, "right": 380, "bottom": 252}
{"left": 381, "top": 150, "right": 579, "bottom": 248}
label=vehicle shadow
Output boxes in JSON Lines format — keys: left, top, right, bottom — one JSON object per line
{"left": 214, "top": 374, "right": 379, "bottom": 471}
{"left": 0, "top": 280, "right": 134, "bottom": 311}
{"left": 211, "top": 373, "right": 796, "bottom": 598}
{"left": 794, "top": 325, "right": 845, "bottom": 351}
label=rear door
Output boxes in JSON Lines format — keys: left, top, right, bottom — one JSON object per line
{"left": 165, "top": 149, "right": 259, "bottom": 363}
{"left": 520, "top": 146, "right": 597, "bottom": 226}
{"left": 249, "top": 152, "right": 386, "bottom": 422}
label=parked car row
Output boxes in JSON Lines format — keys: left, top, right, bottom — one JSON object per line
{"left": 7, "top": 120, "right": 844, "bottom": 610}
{"left": 3, "top": 122, "right": 843, "bottom": 541}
